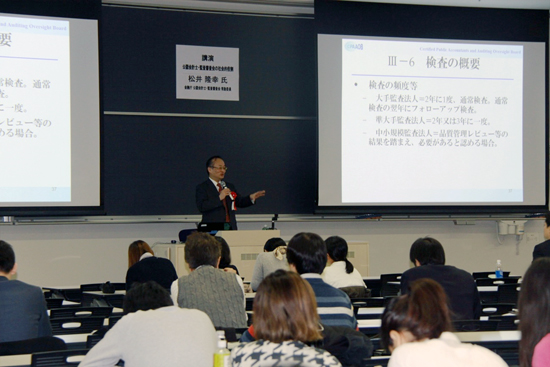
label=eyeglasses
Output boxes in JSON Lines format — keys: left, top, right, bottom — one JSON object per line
{"left": 210, "top": 166, "right": 228, "bottom": 171}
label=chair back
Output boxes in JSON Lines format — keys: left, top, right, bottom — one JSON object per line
{"left": 0, "top": 337, "right": 66, "bottom": 356}
{"left": 489, "top": 315, "right": 519, "bottom": 331}
{"left": 49, "top": 307, "right": 113, "bottom": 320}
{"left": 363, "top": 357, "right": 390, "bottom": 367}
{"left": 31, "top": 349, "right": 89, "bottom": 367}
{"left": 497, "top": 284, "right": 521, "bottom": 305}
{"left": 475, "top": 276, "right": 521, "bottom": 286}
{"left": 379, "top": 274, "right": 401, "bottom": 297}
{"left": 80, "top": 283, "right": 125, "bottom": 292}
{"left": 50, "top": 317, "right": 106, "bottom": 335}
{"left": 452, "top": 319, "right": 499, "bottom": 332}
{"left": 340, "top": 286, "right": 371, "bottom": 299}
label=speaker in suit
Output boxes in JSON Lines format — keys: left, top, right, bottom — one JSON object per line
{"left": 195, "top": 156, "right": 265, "bottom": 230}
{"left": 196, "top": 179, "right": 253, "bottom": 230}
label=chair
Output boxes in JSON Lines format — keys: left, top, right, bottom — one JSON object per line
{"left": 49, "top": 317, "right": 106, "bottom": 335}
{"left": 452, "top": 319, "right": 500, "bottom": 332}
{"left": 45, "top": 297, "right": 64, "bottom": 309}
{"left": 472, "top": 271, "right": 511, "bottom": 279}
{"left": 363, "top": 357, "right": 390, "bottom": 367}
{"left": 479, "top": 303, "right": 516, "bottom": 318}
{"left": 380, "top": 274, "right": 401, "bottom": 297}
{"left": 475, "top": 276, "right": 521, "bottom": 286}
{"left": 108, "top": 313, "right": 124, "bottom": 327}
{"left": 31, "top": 349, "right": 89, "bottom": 367}
{"left": 86, "top": 331, "right": 108, "bottom": 349}
{"left": 0, "top": 336, "right": 66, "bottom": 356}
{"left": 497, "top": 284, "right": 521, "bottom": 305}
{"left": 178, "top": 228, "right": 196, "bottom": 242}
{"left": 489, "top": 315, "right": 519, "bottom": 331}
{"left": 363, "top": 278, "right": 382, "bottom": 297}
{"left": 80, "top": 283, "right": 125, "bottom": 292}
{"left": 340, "top": 286, "right": 371, "bottom": 299}
{"left": 49, "top": 307, "right": 113, "bottom": 319}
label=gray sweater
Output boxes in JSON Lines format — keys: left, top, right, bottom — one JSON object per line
{"left": 176, "top": 265, "right": 246, "bottom": 328}
{"left": 251, "top": 252, "right": 289, "bottom": 291}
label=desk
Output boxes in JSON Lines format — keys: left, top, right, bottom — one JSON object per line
{"left": 357, "top": 307, "right": 385, "bottom": 319}
{"left": 0, "top": 354, "right": 30, "bottom": 367}
{"left": 454, "top": 330, "right": 520, "bottom": 343}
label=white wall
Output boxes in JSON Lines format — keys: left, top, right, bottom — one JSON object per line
{"left": 0, "top": 217, "right": 542, "bottom": 288}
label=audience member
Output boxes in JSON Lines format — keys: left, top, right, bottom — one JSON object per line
{"left": 287, "top": 232, "right": 357, "bottom": 329}
{"left": 532, "top": 213, "right": 550, "bottom": 261}
{"left": 123, "top": 281, "right": 173, "bottom": 314}
{"left": 79, "top": 281, "right": 217, "bottom": 367}
{"left": 125, "top": 240, "right": 178, "bottom": 291}
{"left": 171, "top": 232, "right": 246, "bottom": 328}
{"left": 519, "top": 257, "right": 550, "bottom": 367}
{"left": 0, "top": 240, "right": 52, "bottom": 343}
{"left": 400, "top": 237, "right": 481, "bottom": 320}
{"left": 216, "top": 236, "right": 239, "bottom": 275}
{"left": 322, "top": 236, "right": 366, "bottom": 289}
{"left": 381, "top": 278, "right": 507, "bottom": 367}
{"left": 251, "top": 237, "right": 288, "bottom": 291}
{"left": 231, "top": 270, "right": 341, "bottom": 367}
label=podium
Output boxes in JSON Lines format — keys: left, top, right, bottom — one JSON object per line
{"left": 153, "top": 230, "right": 280, "bottom": 281}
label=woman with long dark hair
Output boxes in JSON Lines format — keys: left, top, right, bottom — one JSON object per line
{"left": 322, "top": 236, "right": 365, "bottom": 289}
{"left": 519, "top": 257, "right": 550, "bottom": 367}
{"left": 380, "top": 278, "right": 506, "bottom": 367}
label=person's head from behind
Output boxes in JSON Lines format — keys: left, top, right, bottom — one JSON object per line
{"left": 287, "top": 232, "right": 327, "bottom": 275}
{"left": 544, "top": 213, "right": 550, "bottom": 240}
{"left": 326, "top": 235, "right": 354, "bottom": 274}
{"left": 215, "top": 236, "right": 232, "bottom": 269}
{"left": 409, "top": 237, "right": 446, "bottom": 266}
{"left": 518, "top": 257, "right": 550, "bottom": 367}
{"left": 184, "top": 232, "right": 221, "bottom": 270}
{"left": 254, "top": 269, "right": 322, "bottom": 343}
{"left": 128, "top": 240, "right": 154, "bottom": 268}
{"left": 0, "top": 240, "right": 16, "bottom": 278}
{"left": 264, "top": 237, "right": 286, "bottom": 252}
{"left": 381, "top": 278, "right": 452, "bottom": 352}
{"left": 123, "top": 281, "right": 173, "bottom": 314}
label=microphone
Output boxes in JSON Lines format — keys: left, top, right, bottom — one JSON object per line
{"left": 220, "top": 181, "right": 236, "bottom": 210}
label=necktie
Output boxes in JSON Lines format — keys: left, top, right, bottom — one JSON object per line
{"left": 217, "top": 183, "right": 230, "bottom": 223}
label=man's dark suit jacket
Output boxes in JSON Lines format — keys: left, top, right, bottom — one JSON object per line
{"left": 400, "top": 264, "right": 481, "bottom": 321}
{"left": 0, "top": 276, "right": 52, "bottom": 343}
{"left": 125, "top": 256, "right": 178, "bottom": 291}
{"left": 533, "top": 239, "right": 550, "bottom": 261}
{"left": 196, "top": 179, "right": 253, "bottom": 230}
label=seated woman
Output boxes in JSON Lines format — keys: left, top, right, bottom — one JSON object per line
{"left": 125, "top": 240, "right": 178, "bottom": 292}
{"left": 322, "top": 236, "right": 366, "bottom": 293}
{"left": 216, "top": 236, "right": 239, "bottom": 275}
{"left": 381, "top": 278, "right": 507, "bottom": 367}
{"left": 231, "top": 270, "right": 341, "bottom": 367}
{"left": 250, "top": 237, "right": 289, "bottom": 291}
{"left": 519, "top": 257, "right": 550, "bottom": 367}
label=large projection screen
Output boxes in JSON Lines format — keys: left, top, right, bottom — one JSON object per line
{"left": 0, "top": 0, "right": 102, "bottom": 215}
{"left": 317, "top": 0, "right": 549, "bottom": 215}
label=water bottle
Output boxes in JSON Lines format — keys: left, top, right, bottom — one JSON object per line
{"left": 495, "top": 259, "right": 503, "bottom": 279}
{"left": 214, "top": 330, "right": 230, "bottom": 367}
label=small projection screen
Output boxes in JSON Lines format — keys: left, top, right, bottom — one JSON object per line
{"left": 0, "top": 0, "right": 102, "bottom": 215}
{"left": 316, "top": 0, "right": 549, "bottom": 215}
